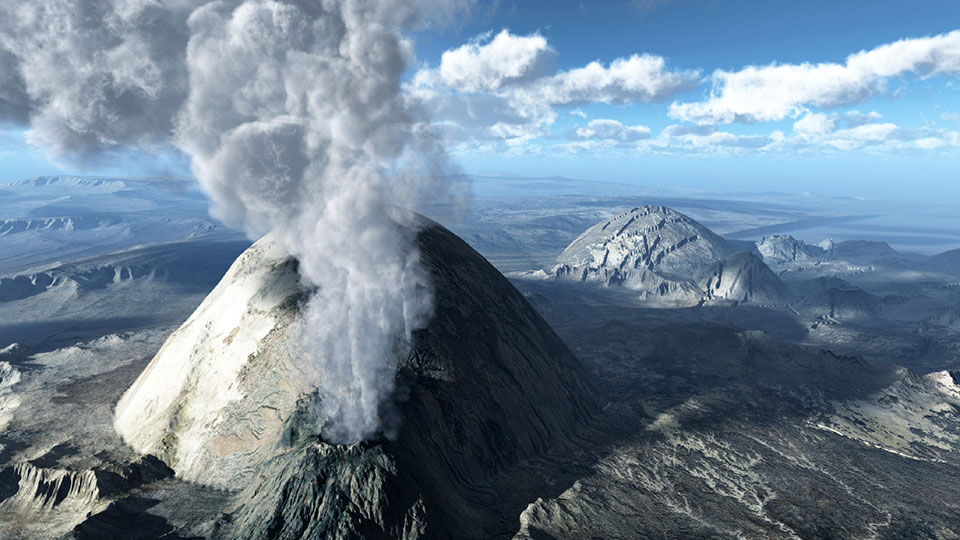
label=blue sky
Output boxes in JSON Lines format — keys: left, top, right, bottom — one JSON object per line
{"left": 3, "top": 0, "right": 960, "bottom": 201}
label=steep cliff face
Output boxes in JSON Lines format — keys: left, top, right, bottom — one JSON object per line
{"left": 551, "top": 206, "right": 736, "bottom": 303}
{"left": 115, "top": 218, "right": 598, "bottom": 539}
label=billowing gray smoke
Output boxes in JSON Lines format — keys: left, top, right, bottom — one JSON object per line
{"left": 0, "top": 0, "right": 468, "bottom": 443}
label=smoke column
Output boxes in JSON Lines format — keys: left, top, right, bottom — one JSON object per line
{"left": 0, "top": 0, "right": 468, "bottom": 443}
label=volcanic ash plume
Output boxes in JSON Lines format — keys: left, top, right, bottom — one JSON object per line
{"left": 0, "top": 0, "right": 469, "bottom": 443}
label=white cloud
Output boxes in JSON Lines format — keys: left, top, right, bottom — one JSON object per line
{"left": 670, "top": 29, "right": 960, "bottom": 124}
{"left": 531, "top": 54, "right": 699, "bottom": 105}
{"left": 914, "top": 136, "right": 946, "bottom": 149}
{"left": 821, "top": 123, "right": 899, "bottom": 150}
{"left": 413, "top": 29, "right": 960, "bottom": 159}
{"left": 436, "top": 30, "right": 552, "bottom": 92}
{"left": 793, "top": 110, "right": 883, "bottom": 136}
{"left": 793, "top": 112, "right": 836, "bottom": 135}
{"left": 408, "top": 30, "right": 698, "bottom": 145}
{"left": 571, "top": 119, "right": 651, "bottom": 142}
{"left": 943, "top": 112, "right": 960, "bottom": 124}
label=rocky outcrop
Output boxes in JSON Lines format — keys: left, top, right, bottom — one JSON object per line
{"left": 3, "top": 463, "right": 100, "bottom": 511}
{"left": 0, "top": 455, "right": 175, "bottom": 540}
{"left": 756, "top": 234, "right": 825, "bottom": 264}
{"left": 0, "top": 359, "right": 21, "bottom": 431}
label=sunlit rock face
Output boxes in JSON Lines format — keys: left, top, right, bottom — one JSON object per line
{"left": 115, "top": 217, "right": 598, "bottom": 539}
{"left": 697, "top": 250, "right": 794, "bottom": 305}
{"left": 114, "top": 236, "right": 303, "bottom": 488}
{"left": 756, "top": 234, "right": 826, "bottom": 264}
{"left": 551, "top": 205, "right": 735, "bottom": 304}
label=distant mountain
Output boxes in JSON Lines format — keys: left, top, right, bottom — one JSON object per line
{"left": 114, "top": 218, "right": 597, "bottom": 539}
{"left": 819, "top": 239, "right": 899, "bottom": 261}
{"left": 697, "top": 251, "right": 794, "bottom": 305}
{"left": 756, "top": 234, "right": 826, "bottom": 263}
{"left": 551, "top": 206, "right": 736, "bottom": 303}
{"left": 922, "top": 247, "right": 960, "bottom": 275}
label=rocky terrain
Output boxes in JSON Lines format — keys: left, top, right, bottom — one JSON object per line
{"left": 2, "top": 177, "right": 960, "bottom": 538}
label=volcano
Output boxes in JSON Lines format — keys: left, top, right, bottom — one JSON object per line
{"left": 113, "top": 217, "right": 598, "bottom": 539}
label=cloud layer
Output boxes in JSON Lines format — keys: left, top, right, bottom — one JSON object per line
{"left": 670, "top": 30, "right": 960, "bottom": 124}
{"left": 413, "top": 27, "right": 960, "bottom": 158}
{"left": 409, "top": 29, "right": 698, "bottom": 147}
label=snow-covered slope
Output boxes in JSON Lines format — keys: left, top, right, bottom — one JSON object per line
{"left": 114, "top": 236, "right": 302, "bottom": 487}
{"left": 551, "top": 206, "right": 736, "bottom": 303}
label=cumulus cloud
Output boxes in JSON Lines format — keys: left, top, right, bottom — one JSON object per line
{"left": 670, "top": 29, "right": 960, "bottom": 124}
{"left": 533, "top": 54, "right": 699, "bottom": 105}
{"left": 435, "top": 30, "right": 553, "bottom": 91}
{"left": 1, "top": 0, "right": 469, "bottom": 444}
{"left": 409, "top": 30, "right": 699, "bottom": 145}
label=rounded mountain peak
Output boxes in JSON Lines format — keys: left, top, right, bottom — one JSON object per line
{"left": 555, "top": 205, "right": 735, "bottom": 289}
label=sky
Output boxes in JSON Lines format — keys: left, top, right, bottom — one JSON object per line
{"left": 2, "top": 0, "right": 960, "bottom": 201}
